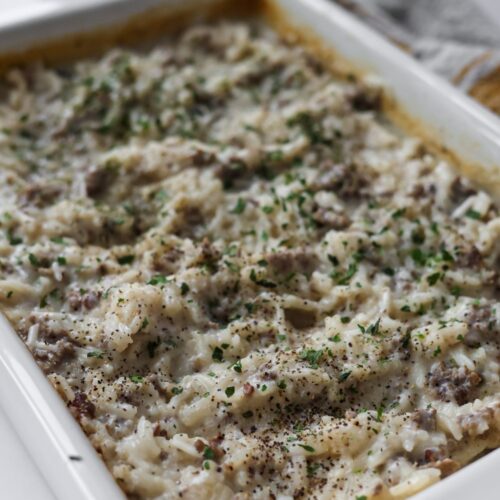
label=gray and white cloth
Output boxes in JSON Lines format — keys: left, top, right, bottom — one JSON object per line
{"left": 334, "top": 0, "right": 500, "bottom": 113}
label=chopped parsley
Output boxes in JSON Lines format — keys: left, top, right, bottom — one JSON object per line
{"left": 333, "top": 262, "right": 358, "bottom": 285}
{"left": 383, "top": 267, "right": 395, "bottom": 276}
{"left": 212, "top": 346, "right": 224, "bottom": 362}
{"left": 117, "top": 254, "right": 135, "bottom": 265}
{"left": 224, "top": 245, "right": 238, "bottom": 257}
{"left": 465, "top": 208, "right": 481, "bottom": 220}
{"left": 367, "top": 318, "right": 381, "bottom": 336}
{"left": 287, "top": 112, "right": 326, "bottom": 145}
{"left": 147, "top": 339, "right": 160, "bottom": 358}
{"left": 297, "top": 444, "right": 315, "bottom": 452}
{"left": 7, "top": 230, "right": 22, "bottom": 245}
{"left": 148, "top": 275, "right": 168, "bottom": 285}
{"left": 203, "top": 446, "right": 215, "bottom": 460}
{"left": 391, "top": 207, "right": 406, "bottom": 219}
{"left": 249, "top": 269, "right": 277, "bottom": 288}
{"left": 230, "top": 198, "right": 246, "bottom": 214}
{"left": 224, "top": 260, "right": 240, "bottom": 273}
{"left": 307, "top": 463, "right": 320, "bottom": 477}
{"left": 441, "top": 248, "right": 454, "bottom": 262}
{"left": 327, "top": 254, "right": 339, "bottom": 266}
{"left": 410, "top": 248, "right": 427, "bottom": 266}
{"left": 277, "top": 379, "right": 287, "bottom": 390}
{"left": 300, "top": 349, "right": 323, "bottom": 368}
{"left": 427, "top": 272, "right": 442, "bottom": 286}
{"left": 28, "top": 253, "right": 40, "bottom": 267}
{"left": 87, "top": 350, "right": 104, "bottom": 359}
{"left": 50, "top": 236, "right": 66, "bottom": 244}
{"left": 432, "top": 346, "right": 442, "bottom": 357}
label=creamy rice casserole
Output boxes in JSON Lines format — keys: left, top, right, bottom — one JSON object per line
{"left": 0, "top": 18, "right": 499, "bottom": 500}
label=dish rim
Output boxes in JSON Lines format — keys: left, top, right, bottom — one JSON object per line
{"left": 0, "top": 1, "right": 498, "bottom": 498}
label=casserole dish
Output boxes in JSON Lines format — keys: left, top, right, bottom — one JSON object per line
{"left": 0, "top": 0, "right": 498, "bottom": 498}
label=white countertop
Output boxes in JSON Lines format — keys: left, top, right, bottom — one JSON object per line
{"left": 0, "top": 1, "right": 498, "bottom": 498}
{"left": 0, "top": 407, "right": 53, "bottom": 499}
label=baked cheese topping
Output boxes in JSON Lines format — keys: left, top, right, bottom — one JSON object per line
{"left": 0, "top": 22, "right": 499, "bottom": 500}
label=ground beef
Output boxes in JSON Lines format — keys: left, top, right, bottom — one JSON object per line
{"left": 427, "top": 362, "right": 482, "bottom": 405}
{"left": 348, "top": 86, "right": 382, "bottom": 112}
{"left": 266, "top": 249, "right": 318, "bottom": 276}
{"left": 456, "top": 246, "right": 483, "bottom": 269}
{"left": 68, "top": 392, "right": 96, "bottom": 421}
{"left": 85, "top": 164, "right": 117, "bottom": 198}
{"left": 465, "top": 305, "right": 496, "bottom": 347}
{"left": 312, "top": 206, "right": 351, "bottom": 230}
{"left": 243, "top": 383, "right": 255, "bottom": 396}
{"left": 66, "top": 289, "right": 100, "bottom": 311}
{"left": 33, "top": 339, "right": 75, "bottom": 373}
{"left": 458, "top": 404, "right": 499, "bottom": 437}
{"left": 189, "top": 149, "right": 216, "bottom": 167}
{"left": 213, "top": 161, "right": 247, "bottom": 189}
{"left": 152, "top": 247, "right": 183, "bottom": 274}
{"left": 450, "top": 177, "right": 476, "bottom": 206}
{"left": 20, "top": 182, "right": 62, "bottom": 208}
{"left": 412, "top": 408, "right": 437, "bottom": 431}
{"left": 194, "top": 439, "right": 205, "bottom": 453}
{"left": 312, "top": 162, "right": 367, "bottom": 199}
{"left": 284, "top": 307, "right": 317, "bottom": 330}
{"left": 205, "top": 296, "right": 233, "bottom": 325}
{"left": 174, "top": 205, "right": 206, "bottom": 239}
{"left": 430, "top": 458, "right": 459, "bottom": 478}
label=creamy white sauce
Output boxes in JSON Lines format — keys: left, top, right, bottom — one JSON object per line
{"left": 0, "top": 21, "right": 498, "bottom": 500}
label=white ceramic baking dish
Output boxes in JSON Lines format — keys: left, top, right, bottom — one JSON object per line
{"left": 0, "top": 0, "right": 498, "bottom": 499}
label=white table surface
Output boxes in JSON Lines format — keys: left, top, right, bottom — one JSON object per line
{"left": 0, "top": 407, "right": 53, "bottom": 499}
{"left": 0, "top": 0, "right": 498, "bottom": 499}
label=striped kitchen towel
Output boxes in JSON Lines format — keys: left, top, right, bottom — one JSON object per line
{"left": 334, "top": 0, "right": 500, "bottom": 114}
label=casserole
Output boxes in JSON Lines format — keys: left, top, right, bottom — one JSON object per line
{"left": 0, "top": 0, "right": 498, "bottom": 498}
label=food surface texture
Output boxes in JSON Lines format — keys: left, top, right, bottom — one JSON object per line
{"left": 0, "top": 21, "right": 499, "bottom": 500}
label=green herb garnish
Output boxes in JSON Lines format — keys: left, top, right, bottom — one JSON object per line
{"left": 87, "top": 350, "right": 104, "bottom": 359}
{"left": 117, "top": 254, "right": 135, "bottom": 265}
{"left": 212, "top": 347, "right": 224, "bottom": 362}
{"left": 230, "top": 198, "right": 246, "bottom": 214}
{"left": 465, "top": 208, "right": 481, "bottom": 220}
{"left": 300, "top": 349, "right": 323, "bottom": 368}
